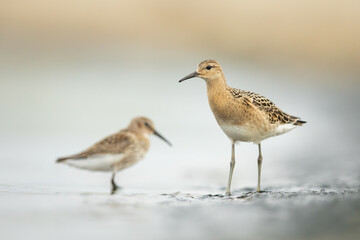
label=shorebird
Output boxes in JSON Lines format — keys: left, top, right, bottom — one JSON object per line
{"left": 179, "top": 60, "right": 306, "bottom": 194}
{"left": 57, "top": 117, "right": 171, "bottom": 194}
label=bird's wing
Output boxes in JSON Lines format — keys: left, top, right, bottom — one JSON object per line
{"left": 229, "top": 88, "right": 304, "bottom": 125}
{"left": 57, "top": 131, "right": 136, "bottom": 162}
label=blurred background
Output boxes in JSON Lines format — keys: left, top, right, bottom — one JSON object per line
{"left": 0, "top": 1, "right": 359, "bottom": 240}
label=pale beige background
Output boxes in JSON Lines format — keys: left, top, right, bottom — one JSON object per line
{"left": 0, "top": 1, "right": 359, "bottom": 240}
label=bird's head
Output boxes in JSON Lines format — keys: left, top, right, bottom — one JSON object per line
{"left": 128, "top": 117, "right": 171, "bottom": 146}
{"left": 179, "top": 60, "right": 224, "bottom": 83}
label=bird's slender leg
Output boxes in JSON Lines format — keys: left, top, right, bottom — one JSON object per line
{"left": 226, "top": 140, "right": 236, "bottom": 195}
{"left": 111, "top": 171, "right": 120, "bottom": 194}
{"left": 257, "top": 143, "right": 263, "bottom": 192}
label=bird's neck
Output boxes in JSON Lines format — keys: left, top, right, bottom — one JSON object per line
{"left": 125, "top": 126, "right": 149, "bottom": 139}
{"left": 205, "top": 77, "right": 228, "bottom": 100}
{"left": 205, "top": 77, "right": 233, "bottom": 124}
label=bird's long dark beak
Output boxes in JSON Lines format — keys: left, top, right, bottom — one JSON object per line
{"left": 153, "top": 129, "right": 172, "bottom": 146}
{"left": 179, "top": 71, "right": 199, "bottom": 83}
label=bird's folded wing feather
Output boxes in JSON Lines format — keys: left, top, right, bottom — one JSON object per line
{"left": 57, "top": 131, "right": 135, "bottom": 162}
{"left": 229, "top": 88, "right": 301, "bottom": 125}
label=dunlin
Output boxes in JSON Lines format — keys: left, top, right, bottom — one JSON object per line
{"left": 179, "top": 60, "right": 306, "bottom": 194}
{"left": 57, "top": 117, "right": 171, "bottom": 194}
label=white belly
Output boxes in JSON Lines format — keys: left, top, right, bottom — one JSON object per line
{"left": 268, "top": 124, "right": 297, "bottom": 137}
{"left": 220, "top": 123, "right": 296, "bottom": 143}
{"left": 65, "top": 154, "right": 124, "bottom": 172}
{"left": 220, "top": 124, "right": 261, "bottom": 142}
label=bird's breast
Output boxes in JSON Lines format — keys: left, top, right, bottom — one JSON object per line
{"left": 207, "top": 89, "right": 272, "bottom": 142}
{"left": 208, "top": 90, "right": 261, "bottom": 126}
{"left": 131, "top": 138, "right": 150, "bottom": 160}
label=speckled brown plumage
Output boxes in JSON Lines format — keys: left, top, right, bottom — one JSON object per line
{"left": 228, "top": 88, "right": 305, "bottom": 125}
{"left": 57, "top": 130, "right": 147, "bottom": 162}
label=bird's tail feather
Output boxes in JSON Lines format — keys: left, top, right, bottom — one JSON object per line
{"left": 56, "top": 157, "right": 68, "bottom": 163}
{"left": 294, "top": 119, "right": 306, "bottom": 126}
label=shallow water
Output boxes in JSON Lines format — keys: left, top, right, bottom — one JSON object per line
{"left": 0, "top": 184, "right": 359, "bottom": 240}
{"left": 1, "top": 50, "right": 360, "bottom": 239}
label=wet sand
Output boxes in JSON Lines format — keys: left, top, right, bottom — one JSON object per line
{"left": 0, "top": 185, "right": 359, "bottom": 240}
{"left": 1, "top": 50, "right": 359, "bottom": 239}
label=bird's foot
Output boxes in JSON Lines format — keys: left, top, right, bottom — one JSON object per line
{"left": 111, "top": 185, "right": 122, "bottom": 195}
{"left": 256, "top": 189, "right": 266, "bottom": 194}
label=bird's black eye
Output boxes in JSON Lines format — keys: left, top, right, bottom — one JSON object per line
{"left": 144, "top": 122, "right": 150, "bottom": 127}
{"left": 206, "top": 65, "right": 213, "bottom": 70}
